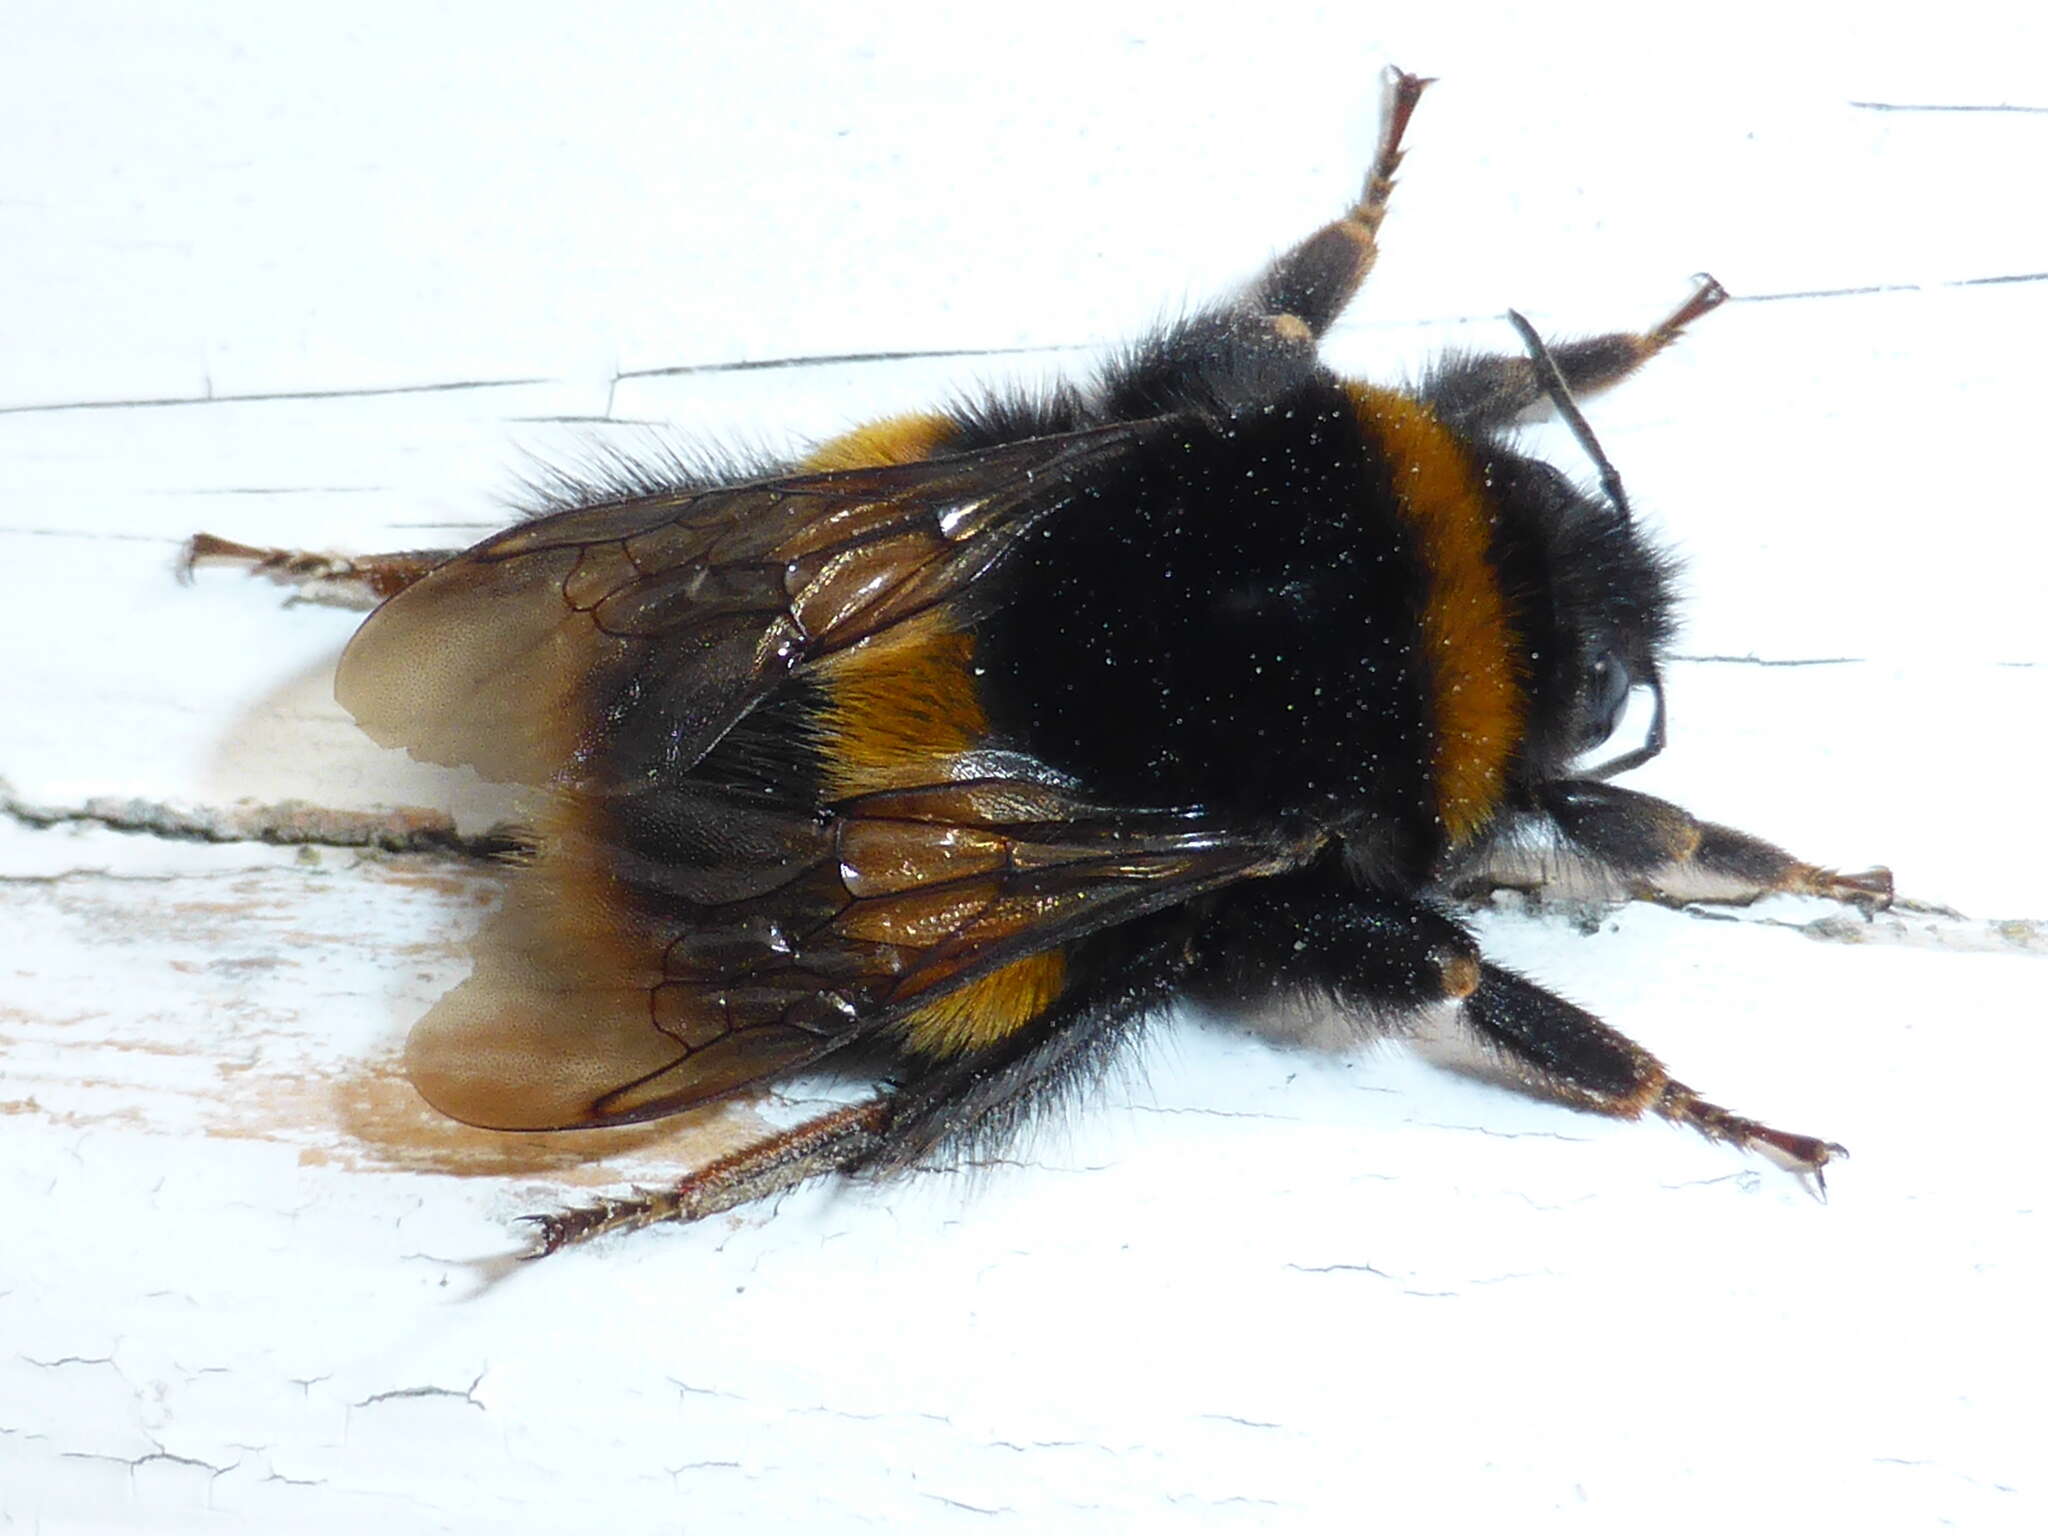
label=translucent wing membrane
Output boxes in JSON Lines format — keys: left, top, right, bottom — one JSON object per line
{"left": 406, "top": 777, "right": 1283, "bottom": 1129}
{"left": 336, "top": 429, "right": 1138, "bottom": 788}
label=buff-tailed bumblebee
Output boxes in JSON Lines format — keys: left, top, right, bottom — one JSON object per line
{"left": 188, "top": 70, "right": 1893, "bottom": 1252}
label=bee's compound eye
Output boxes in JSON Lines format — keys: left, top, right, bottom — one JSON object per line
{"left": 1580, "top": 649, "right": 1633, "bottom": 750}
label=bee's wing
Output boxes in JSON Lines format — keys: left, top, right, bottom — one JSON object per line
{"left": 339, "top": 422, "right": 1270, "bottom": 1131}
{"left": 336, "top": 428, "right": 1137, "bottom": 787}
{"left": 404, "top": 778, "right": 1283, "bottom": 1130}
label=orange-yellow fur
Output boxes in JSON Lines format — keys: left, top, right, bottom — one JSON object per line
{"left": 1348, "top": 385, "right": 1525, "bottom": 845}
{"left": 892, "top": 952, "right": 1070, "bottom": 1056}
{"left": 816, "top": 622, "right": 986, "bottom": 798}
{"left": 800, "top": 412, "right": 957, "bottom": 471}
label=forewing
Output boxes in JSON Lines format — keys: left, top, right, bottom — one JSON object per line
{"left": 335, "top": 429, "right": 1136, "bottom": 786}
{"left": 406, "top": 778, "right": 1285, "bottom": 1130}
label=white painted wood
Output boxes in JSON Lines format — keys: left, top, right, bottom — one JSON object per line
{"left": 4, "top": 5, "right": 2041, "bottom": 1530}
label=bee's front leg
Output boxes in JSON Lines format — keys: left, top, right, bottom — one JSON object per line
{"left": 1452, "top": 779, "right": 1894, "bottom": 914}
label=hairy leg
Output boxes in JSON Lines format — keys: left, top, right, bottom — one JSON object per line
{"left": 1097, "top": 68, "right": 1432, "bottom": 416}
{"left": 1424, "top": 276, "right": 1727, "bottom": 431}
{"left": 1461, "top": 963, "right": 1842, "bottom": 1180}
{"left": 1247, "top": 66, "right": 1433, "bottom": 337}
{"left": 1450, "top": 780, "right": 1893, "bottom": 913}
{"left": 180, "top": 532, "right": 455, "bottom": 610}
{"left": 1186, "top": 873, "right": 1841, "bottom": 1180}
{"left": 526, "top": 934, "right": 1192, "bottom": 1251}
{"left": 524, "top": 1098, "right": 892, "bottom": 1255}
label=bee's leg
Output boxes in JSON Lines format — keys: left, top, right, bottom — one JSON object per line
{"left": 1246, "top": 66, "right": 1433, "bottom": 338}
{"left": 179, "top": 532, "right": 454, "bottom": 610}
{"left": 1452, "top": 780, "right": 1894, "bottom": 913}
{"left": 1188, "top": 881, "right": 1487, "bottom": 1023}
{"left": 1096, "top": 68, "right": 1431, "bottom": 416}
{"left": 526, "top": 1097, "right": 893, "bottom": 1255}
{"left": 1422, "top": 276, "right": 1727, "bottom": 431}
{"left": 1458, "top": 963, "right": 1844, "bottom": 1183}
{"left": 1187, "top": 877, "right": 1841, "bottom": 1181}
{"left": 531, "top": 938, "right": 1194, "bottom": 1250}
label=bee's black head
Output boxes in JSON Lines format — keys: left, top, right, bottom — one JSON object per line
{"left": 1477, "top": 448, "right": 1680, "bottom": 787}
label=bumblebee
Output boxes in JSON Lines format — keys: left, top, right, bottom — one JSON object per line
{"left": 190, "top": 71, "right": 1892, "bottom": 1251}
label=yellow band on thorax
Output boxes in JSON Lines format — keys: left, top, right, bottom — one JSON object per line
{"left": 1348, "top": 385, "right": 1525, "bottom": 845}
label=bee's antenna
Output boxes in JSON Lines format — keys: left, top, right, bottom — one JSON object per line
{"left": 1504, "top": 309, "right": 1632, "bottom": 522}
{"left": 1581, "top": 668, "right": 1668, "bottom": 779}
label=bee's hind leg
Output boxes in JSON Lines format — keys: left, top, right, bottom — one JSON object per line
{"left": 1185, "top": 873, "right": 1841, "bottom": 1184}
{"left": 180, "top": 532, "right": 455, "bottom": 610}
{"left": 525, "top": 1097, "right": 893, "bottom": 1255}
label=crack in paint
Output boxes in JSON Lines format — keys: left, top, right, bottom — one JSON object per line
{"left": 1, "top": 781, "right": 505, "bottom": 857}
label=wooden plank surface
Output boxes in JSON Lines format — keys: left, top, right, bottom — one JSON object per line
{"left": 4, "top": 6, "right": 2042, "bottom": 1532}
